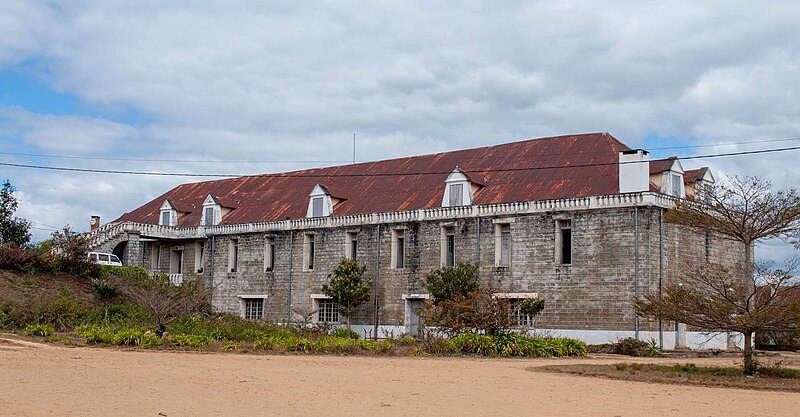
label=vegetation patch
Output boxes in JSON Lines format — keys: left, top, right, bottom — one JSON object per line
{"left": 535, "top": 362, "right": 800, "bottom": 392}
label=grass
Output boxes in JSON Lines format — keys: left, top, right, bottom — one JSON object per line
{"left": 536, "top": 362, "right": 800, "bottom": 392}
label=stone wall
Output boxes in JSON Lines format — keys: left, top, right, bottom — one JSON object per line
{"left": 139, "top": 205, "right": 745, "bottom": 335}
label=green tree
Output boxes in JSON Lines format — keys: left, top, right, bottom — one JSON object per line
{"left": 0, "top": 180, "right": 31, "bottom": 246}
{"left": 636, "top": 176, "right": 800, "bottom": 375}
{"left": 322, "top": 257, "right": 372, "bottom": 331}
{"left": 422, "top": 262, "right": 479, "bottom": 302}
{"left": 92, "top": 279, "right": 120, "bottom": 321}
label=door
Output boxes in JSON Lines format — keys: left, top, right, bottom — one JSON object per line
{"left": 407, "top": 299, "right": 424, "bottom": 337}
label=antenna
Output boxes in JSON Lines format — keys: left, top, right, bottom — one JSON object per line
{"left": 353, "top": 133, "right": 356, "bottom": 164}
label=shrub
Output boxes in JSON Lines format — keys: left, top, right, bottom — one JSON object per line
{"left": 446, "top": 333, "right": 587, "bottom": 357}
{"left": 170, "top": 334, "right": 212, "bottom": 347}
{"left": 0, "top": 244, "right": 53, "bottom": 274}
{"left": 110, "top": 328, "right": 163, "bottom": 347}
{"left": 75, "top": 325, "right": 114, "bottom": 344}
{"left": 29, "top": 288, "right": 89, "bottom": 331}
{"left": 331, "top": 327, "right": 360, "bottom": 339}
{"left": 25, "top": 322, "right": 54, "bottom": 337}
{"left": 614, "top": 337, "right": 661, "bottom": 357}
{"left": 420, "top": 292, "right": 515, "bottom": 336}
{"left": 422, "top": 262, "right": 479, "bottom": 302}
{"left": 49, "top": 227, "right": 99, "bottom": 278}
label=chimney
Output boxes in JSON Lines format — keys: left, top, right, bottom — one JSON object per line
{"left": 90, "top": 215, "right": 100, "bottom": 232}
{"left": 618, "top": 150, "right": 650, "bottom": 193}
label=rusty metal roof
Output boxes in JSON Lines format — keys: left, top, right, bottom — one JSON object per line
{"left": 114, "top": 132, "right": 631, "bottom": 226}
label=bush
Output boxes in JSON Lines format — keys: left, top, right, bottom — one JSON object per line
{"left": 447, "top": 333, "right": 587, "bottom": 357}
{"left": 331, "top": 327, "right": 360, "bottom": 339}
{"left": 0, "top": 244, "right": 53, "bottom": 274}
{"left": 170, "top": 334, "right": 212, "bottom": 347}
{"left": 110, "top": 328, "right": 163, "bottom": 347}
{"left": 614, "top": 337, "right": 661, "bottom": 357}
{"left": 422, "top": 262, "right": 480, "bottom": 302}
{"left": 29, "top": 288, "right": 89, "bottom": 331}
{"left": 420, "top": 292, "right": 515, "bottom": 336}
{"left": 25, "top": 322, "right": 54, "bottom": 337}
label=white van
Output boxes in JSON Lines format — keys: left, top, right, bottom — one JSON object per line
{"left": 88, "top": 252, "right": 123, "bottom": 267}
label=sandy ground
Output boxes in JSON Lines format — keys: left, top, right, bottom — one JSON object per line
{"left": 1, "top": 335, "right": 798, "bottom": 417}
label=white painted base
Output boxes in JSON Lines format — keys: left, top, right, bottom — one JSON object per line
{"left": 345, "top": 325, "right": 744, "bottom": 351}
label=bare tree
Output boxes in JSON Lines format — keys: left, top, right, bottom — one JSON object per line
{"left": 116, "top": 274, "right": 212, "bottom": 329}
{"left": 636, "top": 176, "right": 800, "bottom": 375}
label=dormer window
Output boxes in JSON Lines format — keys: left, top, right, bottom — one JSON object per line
{"left": 442, "top": 167, "right": 480, "bottom": 207}
{"left": 449, "top": 184, "right": 463, "bottom": 206}
{"left": 307, "top": 184, "right": 336, "bottom": 218}
{"left": 201, "top": 195, "right": 225, "bottom": 226}
{"left": 671, "top": 173, "right": 682, "bottom": 197}
{"left": 159, "top": 200, "right": 177, "bottom": 226}
{"left": 312, "top": 197, "right": 324, "bottom": 217}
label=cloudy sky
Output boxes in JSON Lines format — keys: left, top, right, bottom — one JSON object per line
{"left": 1, "top": 1, "right": 799, "bottom": 262}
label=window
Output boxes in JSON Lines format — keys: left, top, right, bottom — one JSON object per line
{"left": 244, "top": 298, "right": 264, "bottom": 320}
{"left": 556, "top": 219, "right": 572, "bottom": 264}
{"left": 345, "top": 232, "right": 358, "bottom": 260}
{"left": 229, "top": 239, "right": 238, "bottom": 272}
{"left": 312, "top": 197, "right": 323, "bottom": 217}
{"left": 195, "top": 242, "right": 205, "bottom": 272}
{"left": 304, "top": 234, "right": 315, "bottom": 270}
{"left": 704, "top": 232, "right": 711, "bottom": 262}
{"left": 507, "top": 299, "right": 534, "bottom": 327}
{"left": 495, "top": 223, "right": 511, "bottom": 267}
{"left": 671, "top": 173, "right": 682, "bottom": 197}
{"left": 449, "top": 183, "right": 463, "bottom": 206}
{"left": 317, "top": 299, "right": 339, "bottom": 323}
{"left": 441, "top": 226, "right": 455, "bottom": 267}
{"left": 204, "top": 207, "right": 215, "bottom": 226}
{"left": 265, "top": 238, "right": 275, "bottom": 271}
{"left": 160, "top": 211, "right": 171, "bottom": 226}
{"left": 392, "top": 229, "right": 405, "bottom": 269}
{"left": 99, "top": 254, "right": 110, "bottom": 262}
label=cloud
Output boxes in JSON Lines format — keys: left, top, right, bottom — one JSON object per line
{"left": 1, "top": 0, "right": 800, "bottom": 250}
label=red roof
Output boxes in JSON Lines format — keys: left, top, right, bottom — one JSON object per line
{"left": 114, "top": 132, "right": 631, "bottom": 226}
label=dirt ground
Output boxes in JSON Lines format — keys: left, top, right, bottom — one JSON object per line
{"left": 1, "top": 335, "right": 798, "bottom": 417}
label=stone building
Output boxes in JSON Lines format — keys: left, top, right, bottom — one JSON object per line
{"left": 88, "top": 133, "right": 741, "bottom": 349}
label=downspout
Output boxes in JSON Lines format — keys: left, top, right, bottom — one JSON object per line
{"left": 475, "top": 218, "right": 481, "bottom": 282}
{"left": 209, "top": 235, "right": 215, "bottom": 303}
{"left": 659, "top": 208, "right": 664, "bottom": 349}
{"left": 287, "top": 232, "right": 294, "bottom": 323}
{"left": 634, "top": 206, "right": 640, "bottom": 340}
{"left": 373, "top": 224, "right": 381, "bottom": 340}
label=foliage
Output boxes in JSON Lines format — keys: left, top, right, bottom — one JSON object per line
{"left": 91, "top": 279, "right": 119, "bottom": 321}
{"left": 331, "top": 327, "right": 360, "bottom": 339}
{"left": 25, "top": 322, "right": 55, "bottom": 337}
{"left": 422, "top": 262, "right": 479, "bottom": 302}
{"left": 29, "top": 288, "right": 89, "bottom": 331}
{"left": 113, "top": 273, "right": 212, "bottom": 328}
{"left": 0, "top": 180, "right": 31, "bottom": 247}
{"left": 100, "top": 265, "right": 150, "bottom": 280}
{"left": 49, "top": 226, "right": 99, "bottom": 278}
{"left": 638, "top": 176, "right": 800, "bottom": 375}
{"left": 321, "top": 257, "right": 372, "bottom": 330}
{"left": 446, "top": 332, "right": 586, "bottom": 357}
{"left": 420, "top": 291, "right": 516, "bottom": 336}
{"left": 518, "top": 297, "right": 546, "bottom": 318}
{"left": 614, "top": 337, "right": 661, "bottom": 357}
{"left": 170, "top": 333, "right": 212, "bottom": 347}
{"left": 0, "top": 244, "right": 54, "bottom": 274}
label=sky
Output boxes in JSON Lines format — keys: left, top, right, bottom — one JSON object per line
{"left": 1, "top": 1, "right": 799, "bottom": 264}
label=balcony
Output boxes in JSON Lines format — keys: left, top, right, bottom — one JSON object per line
{"left": 169, "top": 273, "right": 184, "bottom": 285}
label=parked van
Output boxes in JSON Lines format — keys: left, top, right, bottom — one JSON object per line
{"left": 88, "top": 252, "right": 123, "bottom": 267}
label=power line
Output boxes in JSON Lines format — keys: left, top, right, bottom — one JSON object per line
{"left": 2, "top": 145, "right": 800, "bottom": 178}
{"left": 2, "top": 136, "right": 799, "bottom": 164}
{"left": 0, "top": 150, "right": 350, "bottom": 164}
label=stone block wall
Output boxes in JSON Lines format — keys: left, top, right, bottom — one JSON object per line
{"left": 138, "top": 204, "right": 745, "bottom": 335}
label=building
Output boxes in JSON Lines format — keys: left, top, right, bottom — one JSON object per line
{"left": 88, "top": 132, "right": 742, "bottom": 349}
